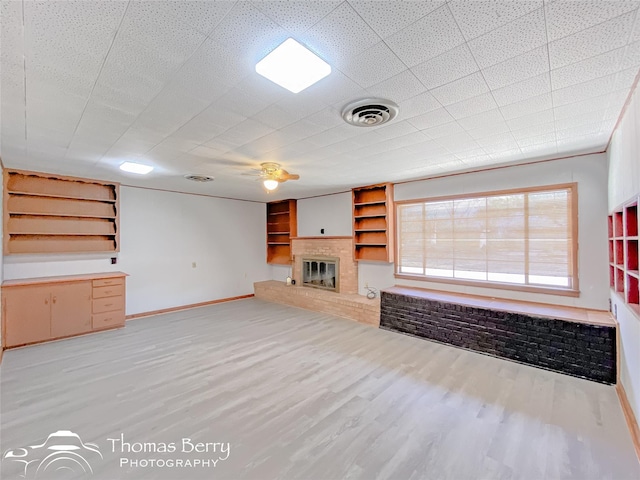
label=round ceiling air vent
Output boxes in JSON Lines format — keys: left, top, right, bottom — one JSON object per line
{"left": 342, "top": 98, "right": 399, "bottom": 127}
{"left": 184, "top": 174, "right": 214, "bottom": 182}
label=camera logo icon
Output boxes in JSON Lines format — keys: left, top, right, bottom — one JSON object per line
{"left": 2, "top": 430, "right": 103, "bottom": 478}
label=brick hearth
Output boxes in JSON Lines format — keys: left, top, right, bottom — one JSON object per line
{"left": 255, "top": 236, "right": 380, "bottom": 326}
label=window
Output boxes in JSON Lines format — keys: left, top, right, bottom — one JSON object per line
{"left": 396, "top": 184, "right": 577, "bottom": 293}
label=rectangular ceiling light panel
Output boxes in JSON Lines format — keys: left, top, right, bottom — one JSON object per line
{"left": 256, "top": 38, "right": 331, "bottom": 93}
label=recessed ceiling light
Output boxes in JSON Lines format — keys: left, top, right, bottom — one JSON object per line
{"left": 119, "top": 162, "right": 153, "bottom": 175}
{"left": 255, "top": 38, "right": 331, "bottom": 93}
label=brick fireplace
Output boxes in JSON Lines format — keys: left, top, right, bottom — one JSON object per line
{"left": 254, "top": 236, "right": 380, "bottom": 326}
{"left": 292, "top": 237, "right": 357, "bottom": 294}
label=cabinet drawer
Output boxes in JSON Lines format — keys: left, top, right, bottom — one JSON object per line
{"left": 93, "top": 277, "right": 124, "bottom": 288}
{"left": 92, "top": 311, "right": 124, "bottom": 329}
{"left": 92, "top": 296, "right": 124, "bottom": 314}
{"left": 92, "top": 284, "right": 124, "bottom": 299}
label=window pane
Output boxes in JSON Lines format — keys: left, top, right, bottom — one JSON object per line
{"left": 396, "top": 185, "right": 575, "bottom": 291}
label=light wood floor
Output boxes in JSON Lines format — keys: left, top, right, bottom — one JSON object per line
{"left": 1, "top": 298, "right": 638, "bottom": 480}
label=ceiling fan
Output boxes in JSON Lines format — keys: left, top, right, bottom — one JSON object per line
{"left": 243, "top": 162, "right": 300, "bottom": 191}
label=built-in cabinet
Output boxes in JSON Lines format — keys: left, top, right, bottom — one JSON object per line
{"left": 609, "top": 199, "right": 639, "bottom": 315}
{"left": 4, "top": 169, "right": 120, "bottom": 254}
{"left": 2, "top": 272, "right": 127, "bottom": 348}
{"left": 266, "top": 199, "right": 297, "bottom": 265}
{"left": 352, "top": 183, "right": 394, "bottom": 262}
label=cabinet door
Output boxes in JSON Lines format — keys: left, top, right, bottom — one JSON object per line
{"left": 50, "top": 282, "right": 92, "bottom": 338}
{"left": 3, "top": 286, "right": 51, "bottom": 347}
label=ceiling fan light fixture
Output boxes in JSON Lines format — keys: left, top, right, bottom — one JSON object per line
{"left": 263, "top": 179, "right": 279, "bottom": 191}
{"left": 255, "top": 38, "right": 331, "bottom": 93}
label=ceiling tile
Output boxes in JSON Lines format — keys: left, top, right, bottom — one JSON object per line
{"left": 491, "top": 73, "right": 551, "bottom": 106}
{"left": 553, "top": 92, "right": 620, "bottom": 120}
{"left": 468, "top": 8, "right": 546, "bottom": 68}
{"left": 430, "top": 72, "right": 490, "bottom": 106}
{"left": 349, "top": 1, "right": 445, "bottom": 39}
{"left": 481, "top": 46, "right": 549, "bottom": 90}
{"left": 366, "top": 70, "right": 425, "bottom": 102}
{"left": 449, "top": 0, "right": 542, "bottom": 40}
{"left": 304, "top": 2, "right": 380, "bottom": 64}
{"left": 499, "top": 93, "right": 553, "bottom": 120}
{"left": 465, "top": 120, "right": 511, "bottom": 140}
{"left": 340, "top": 41, "right": 407, "bottom": 88}
{"left": 446, "top": 93, "right": 498, "bottom": 120}
{"left": 548, "top": 11, "right": 636, "bottom": 69}
{"left": 302, "top": 70, "right": 368, "bottom": 110}
{"left": 550, "top": 47, "right": 626, "bottom": 90}
{"left": 552, "top": 73, "right": 617, "bottom": 107}
{"left": 24, "top": 0, "right": 126, "bottom": 71}
{"left": 615, "top": 67, "right": 640, "bottom": 91}
{"left": 156, "top": 1, "right": 236, "bottom": 35}
{"left": 399, "top": 92, "right": 443, "bottom": 119}
{"left": 252, "top": 1, "right": 341, "bottom": 36}
{"left": 407, "top": 108, "right": 456, "bottom": 131}
{"left": 411, "top": 44, "right": 479, "bottom": 90}
{"left": 507, "top": 110, "right": 556, "bottom": 131}
{"left": 206, "top": 2, "right": 288, "bottom": 63}
{"left": 422, "top": 122, "right": 467, "bottom": 142}
{"left": 544, "top": 0, "right": 639, "bottom": 42}
{"left": 457, "top": 109, "right": 505, "bottom": 131}
{"left": 622, "top": 40, "right": 640, "bottom": 69}
{"left": 385, "top": 5, "right": 465, "bottom": 67}
{"left": 515, "top": 132, "right": 556, "bottom": 148}
{"left": 555, "top": 111, "right": 605, "bottom": 131}
{"left": 118, "top": 1, "right": 206, "bottom": 64}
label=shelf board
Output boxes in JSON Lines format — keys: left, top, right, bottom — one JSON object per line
{"left": 355, "top": 243, "right": 388, "bottom": 247}
{"left": 8, "top": 232, "right": 116, "bottom": 236}
{"left": 355, "top": 229, "right": 387, "bottom": 232}
{"left": 268, "top": 231, "right": 290, "bottom": 235}
{"left": 627, "top": 236, "right": 639, "bottom": 240}
{"left": 267, "top": 211, "right": 290, "bottom": 216}
{"left": 627, "top": 270, "right": 640, "bottom": 278}
{"left": 354, "top": 214, "right": 387, "bottom": 219}
{"left": 8, "top": 212, "right": 117, "bottom": 220}
{"left": 267, "top": 242, "right": 290, "bottom": 245}
{"left": 8, "top": 190, "right": 116, "bottom": 203}
{"left": 354, "top": 201, "right": 386, "bottom": 206}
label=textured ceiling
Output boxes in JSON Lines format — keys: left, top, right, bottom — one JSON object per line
{"left": 1, "top": 0, "right": 639, "bottom": 202}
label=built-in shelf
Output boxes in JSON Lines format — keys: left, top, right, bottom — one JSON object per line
{"left": 266, "top": 199, "right": 297, "bottom": 265}
{"left": 352, "top": 183, "right": 394, "bottom": 262}
{"left": 609, "top": 199, "right": 640, "bottom": 313}
{"left": 4, "top": 170, "right": 120, "bottom": 254}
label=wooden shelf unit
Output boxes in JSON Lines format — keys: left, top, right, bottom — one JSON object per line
{"left": 4, "top": 170, "right": 120, "bottom": 254}
{"left": 352, "top": 183, "right": 394, "bottom": 262}
{"left": 609, "top": 199, "right": 640, "bottom": 312}
{"left": 266, "top": 199, "right": 297, "bottom": 265}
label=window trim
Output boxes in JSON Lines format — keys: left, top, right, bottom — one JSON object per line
{"left": 394, "top": 183, "right": 579, "bottom": 296}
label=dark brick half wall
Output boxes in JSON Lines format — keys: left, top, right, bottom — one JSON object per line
{"left": 380, "top": 291, "right": 616, "bottom": 384}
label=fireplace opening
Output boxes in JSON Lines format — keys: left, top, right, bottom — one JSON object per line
{"left": 302, "top": 256, "right": 339, "bottom": 292}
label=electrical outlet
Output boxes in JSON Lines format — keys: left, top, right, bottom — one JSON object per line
{"left": 365, "top": 282, "right": 369, "bottom": 289}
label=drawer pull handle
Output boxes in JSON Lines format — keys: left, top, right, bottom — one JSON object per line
{"left": 103, "top": 318, "right": 112, "bottom": 322}
{"left": 104, "top": 303, "right": 112, "bottom": 307}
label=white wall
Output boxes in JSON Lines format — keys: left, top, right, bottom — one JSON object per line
{"left": 297, "top": 192, "right": 352, "bottom": 236}
{"left": 389, "top": 153, "right": 610, "bottom": 310}
{"left": 4, "top": 186, "right": 271, "bottom": 315}
{"left": 608, "top": 82, "right": 640, "bottom": 427}
{"left": 294, "top": 154, "right": 610, "bottom": 305}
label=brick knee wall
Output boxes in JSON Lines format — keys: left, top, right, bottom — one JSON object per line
{"left": 380, "top": 292, "right": 616, "bottom": 384}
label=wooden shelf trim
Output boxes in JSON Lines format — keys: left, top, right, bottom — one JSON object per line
{"left": 352, "top": 183, "right": 394, "bottom": 263}
{"left": 7, "top": 190, "right": 118, "bottom": 203}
